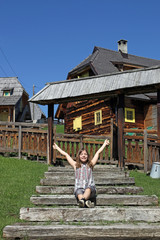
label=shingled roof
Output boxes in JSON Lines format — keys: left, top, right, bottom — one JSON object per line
{"left": 0, "top": 77, "right": 28, "bottom": 106}
{"left": 29, "top": 65, "right": 160, "bottom": 105}
{"left": 68, "top": 46, "right": 160, "bottom": 76}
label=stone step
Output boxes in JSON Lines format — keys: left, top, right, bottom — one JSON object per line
{"left": 44, "top": 171, "right": 129, "bottom": 178}
{"left": 36, "top": 185, "right": 144, "bottom": 195}
{"left": 20, "top": 207, "right": 160, "bottom": 222}
{"left": 3, "top": 223, "right": 160, "bottom": 239}
{"left": 30, "top": 194, "right": 158, "bottom": 206}
{"left": 48, "top": 165, "right": 123, "bottom": 172}
{"left": 40, "top": 177, "right": 135, "bottom": 186}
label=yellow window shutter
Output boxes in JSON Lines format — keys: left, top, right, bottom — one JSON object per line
{"left": 73, "top": 116, "right": 82, "bottom": 131}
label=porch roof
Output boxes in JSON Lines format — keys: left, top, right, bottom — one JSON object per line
{"left": 29, "top": 65, "right": 160, "bottom": 105}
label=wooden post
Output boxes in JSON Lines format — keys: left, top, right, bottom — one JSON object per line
{"left": 157, "top": 89, "right": 160, "bottom": 143}
{"left": 144, "top": 129, "right": 148, "bottom": 173}
{"left": 53, "top": 126, "right": 56, "bottom": 164}
{"left": 48, "top": 104, "right": 54, "bottom": 165}
{"left": 80, "top": 135, "right": 83, "bottom": 149}
{"left": 110, "top": 118, "right": 113, "bottom": 160}
{"left": 18, "top": 125, "right": 22, "bottom": 159}
{"left": 117, "top": 94, "right": 124, "bottom": 168}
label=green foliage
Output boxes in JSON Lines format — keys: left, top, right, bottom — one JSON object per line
{"left": 0, "top": 156, "right": 48, "bottom": 239}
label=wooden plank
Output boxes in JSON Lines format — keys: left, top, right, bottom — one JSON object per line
{"left": 48, "top": 104, "right": 54, "bottom": 165}
{"left": 40, "top": 177, "right": 135, "bottom": 186}
{"left": 157, "top": 89, "right": 160, "bottom": 143}
{"left": 144, "top": 129, "right": 148, "bottom": 173}
{"left": 4, "top": 223, "right": 160, "bottom": 239}
{"left": 117, "top": 94, "right": 124, "bottom": 168}
{"left": 20, "top": 207, "right": 160, "bottom": 222}
{"left": 0, "top": 121, "right": 47, "bottom": 128}
{"left": 18, "top": 125, "right": 22, "bottom": 159}
{"left": 48, "top": 165, "right": 118, "bottom": 172}
{"left": 30, "top": 194, "right": 158, "bottom": 206}
{"left": 44, "top": 171, "right": 129, "bottom": 178}
{"left": 36, "top": 185, "right": 144, "bottom": 195}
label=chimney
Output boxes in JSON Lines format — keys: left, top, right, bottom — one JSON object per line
{"left": 118, "top": 39, "right": 128, "bottom": 54}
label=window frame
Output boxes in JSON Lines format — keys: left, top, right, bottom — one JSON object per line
{"left": 125, "top": 108, "right": 135, "bottom": 123}
{"left": 94, "top": 110, "right": 102, "bottom": 125}
{"left": 3, "top": 91, "right": 10, "bottom": 96}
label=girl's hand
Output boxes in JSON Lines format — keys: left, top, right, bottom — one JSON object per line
{"left": 104, "top": 139, "right": 110, "bottom": 146}
{"left": 53, "top": 143, "right": 58, "bottom": 150}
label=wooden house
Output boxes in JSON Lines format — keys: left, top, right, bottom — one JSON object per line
{"left": 29, "top": 65, "right": 160, "bottom": 166}
{"left": 0, "top": 77, "right": 46, "bottom": 122}
{"left": 55, "top": 40, "right": 160, "bottom": 135}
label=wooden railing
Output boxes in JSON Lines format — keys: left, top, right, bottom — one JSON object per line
{"left": 0, "top": 122, "right": 111, "bottom": 165}
{"left": 0, "top": 122, "right": 48, "bottom": 160}
{"left": 124, "top": 128, "right": 160, "bottom": 172}
{"left": 1, "top": 121, "right": 159, "bottom": 170}
{"left": 54, "top": 133, "right": 112, "bottom": 164}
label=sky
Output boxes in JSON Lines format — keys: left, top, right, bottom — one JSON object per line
{"left": 0, "top": 0, "right": 160, "bottom": 116}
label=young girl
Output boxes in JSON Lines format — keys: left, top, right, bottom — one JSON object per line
{"left": 53, "top": 139, "right": 110, "bottom": 208}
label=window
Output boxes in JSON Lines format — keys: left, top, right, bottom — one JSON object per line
{"left": 125, "top": 108, "right": 135, "bottom": 123}
{"left": 94, "top": 110, "right": 102, "bottom": 125}
{"left": 77, "top": 71, "right": 89, "bottom": 78}
{"left": 73, "top": 116, "right": 82, "bottom": 131}
{"left": 3, "top": 91, "right": 10, "bottom": 96}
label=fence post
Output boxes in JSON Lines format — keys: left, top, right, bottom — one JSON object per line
{"left": 53, "top": 126, "right": 56, "bottom": 164}
{"left": 117, "top": 94, "right": 125, "bottom": 168}
{"left": 48, "top": 104, "right": 54, "bottom": 165}
{"left": 144, "top": 129, "right": 148, "bottom": 173}
{"left": 80, "top": 135, "right": 83, "bottom": 149}
{"left": 110, "top": 118, "right": 113, "bottom": 160}
{"left": 18, "top": 125, "right": 22, "bottom": 159}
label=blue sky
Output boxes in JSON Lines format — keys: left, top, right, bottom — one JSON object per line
{"left": 0, "top": 0, "right": 160, "bottom": 116}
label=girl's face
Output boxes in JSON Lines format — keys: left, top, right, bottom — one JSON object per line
{"left": 79, "top": 150, "right": 88, "bottom": 163}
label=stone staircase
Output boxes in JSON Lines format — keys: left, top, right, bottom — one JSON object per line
{"left": 3, "top": 165, "right": 160, "bottom": 239}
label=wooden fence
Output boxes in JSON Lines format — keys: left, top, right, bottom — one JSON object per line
{"left": 54, "top": 132, "right": 112, "bottom": 164}
{"left": 124, "top": 128, "right": 160, "bottom": 172}
{"left": 0, "top": 121, "right": 111, "bottom": 165}
{"left": 0, "top": 122, "right": 48, "bottom": 161}
{"left": 0, "top": 121, "right": 160, "bottom": 171}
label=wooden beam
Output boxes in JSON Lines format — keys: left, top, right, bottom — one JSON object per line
{"left": 117, "top": 94, "right": 124, "bottom": 168}
{"left": 48, "top": 104, "right": 54, "bottom": 165}
{"left": 157, "top": 89, "right": 160, "bottom": 143}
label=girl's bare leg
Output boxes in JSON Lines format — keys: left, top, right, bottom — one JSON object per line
{"left": 77, "top": 188, "right": 91, "bottom": 200}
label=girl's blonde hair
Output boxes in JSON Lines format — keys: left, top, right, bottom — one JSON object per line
{"left": 76, "top": 148, "right": 93, "bottom": 169}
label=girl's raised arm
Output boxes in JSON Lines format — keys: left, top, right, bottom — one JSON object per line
{"left": 91, "top": 139, "right": 110, "bottom": 167}
{"left": 53, "top": 143, "right": 76, "bottom": 169}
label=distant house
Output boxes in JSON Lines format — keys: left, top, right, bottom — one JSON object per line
{"left": 0, "top": 77, "right": 46, "bottom": 123}
{"left": 29, "top": 102, "right": 46, "bottom": 123}
{"left": 55, "top": 40, "right": 160, "bottom": 135}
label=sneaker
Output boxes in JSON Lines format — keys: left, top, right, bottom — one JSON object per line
{"left": 78, "top": 199, "right": 85, "bottom": 208}
{"left": 85, "top": 200, "right": 94, "bottom": 208}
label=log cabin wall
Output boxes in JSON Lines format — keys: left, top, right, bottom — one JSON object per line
{"left": 144, "top": 103, "right": 157, "bottom": 129}
{"left": 124, "top": 98, "right": 144, "bottom": 129}
{"left": 64, "top": 99, "right": 115, "bottom": 135}
{"left": 64, "top": 97, "right": 157, "bottom": 135}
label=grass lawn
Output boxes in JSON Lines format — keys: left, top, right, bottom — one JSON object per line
{"left": 129, "top": 170, "right": 160, "bottom": 202}
{"left": 0, "top": 155, "right": 160, "bottom": 239}
{"left": 42, "top": 124, "right": 64, "bottom": 133}
{"left": 0, "top": 155, "right": 48, "bottom": 239}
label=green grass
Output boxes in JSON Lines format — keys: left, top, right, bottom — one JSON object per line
{"left": 1, "top": 156, "right": 160, "bottom": 238}
{"left": 129, "top": 170, "right": 160, "bottom": 203}
{"left": 42, "top": 124, "right": 64, "bottom": 133}
{"left": 0, "top": 156, "right": 48, "bottom": 239}
{"left": 56, "top": 124, "right": 64, "bottom": 133}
